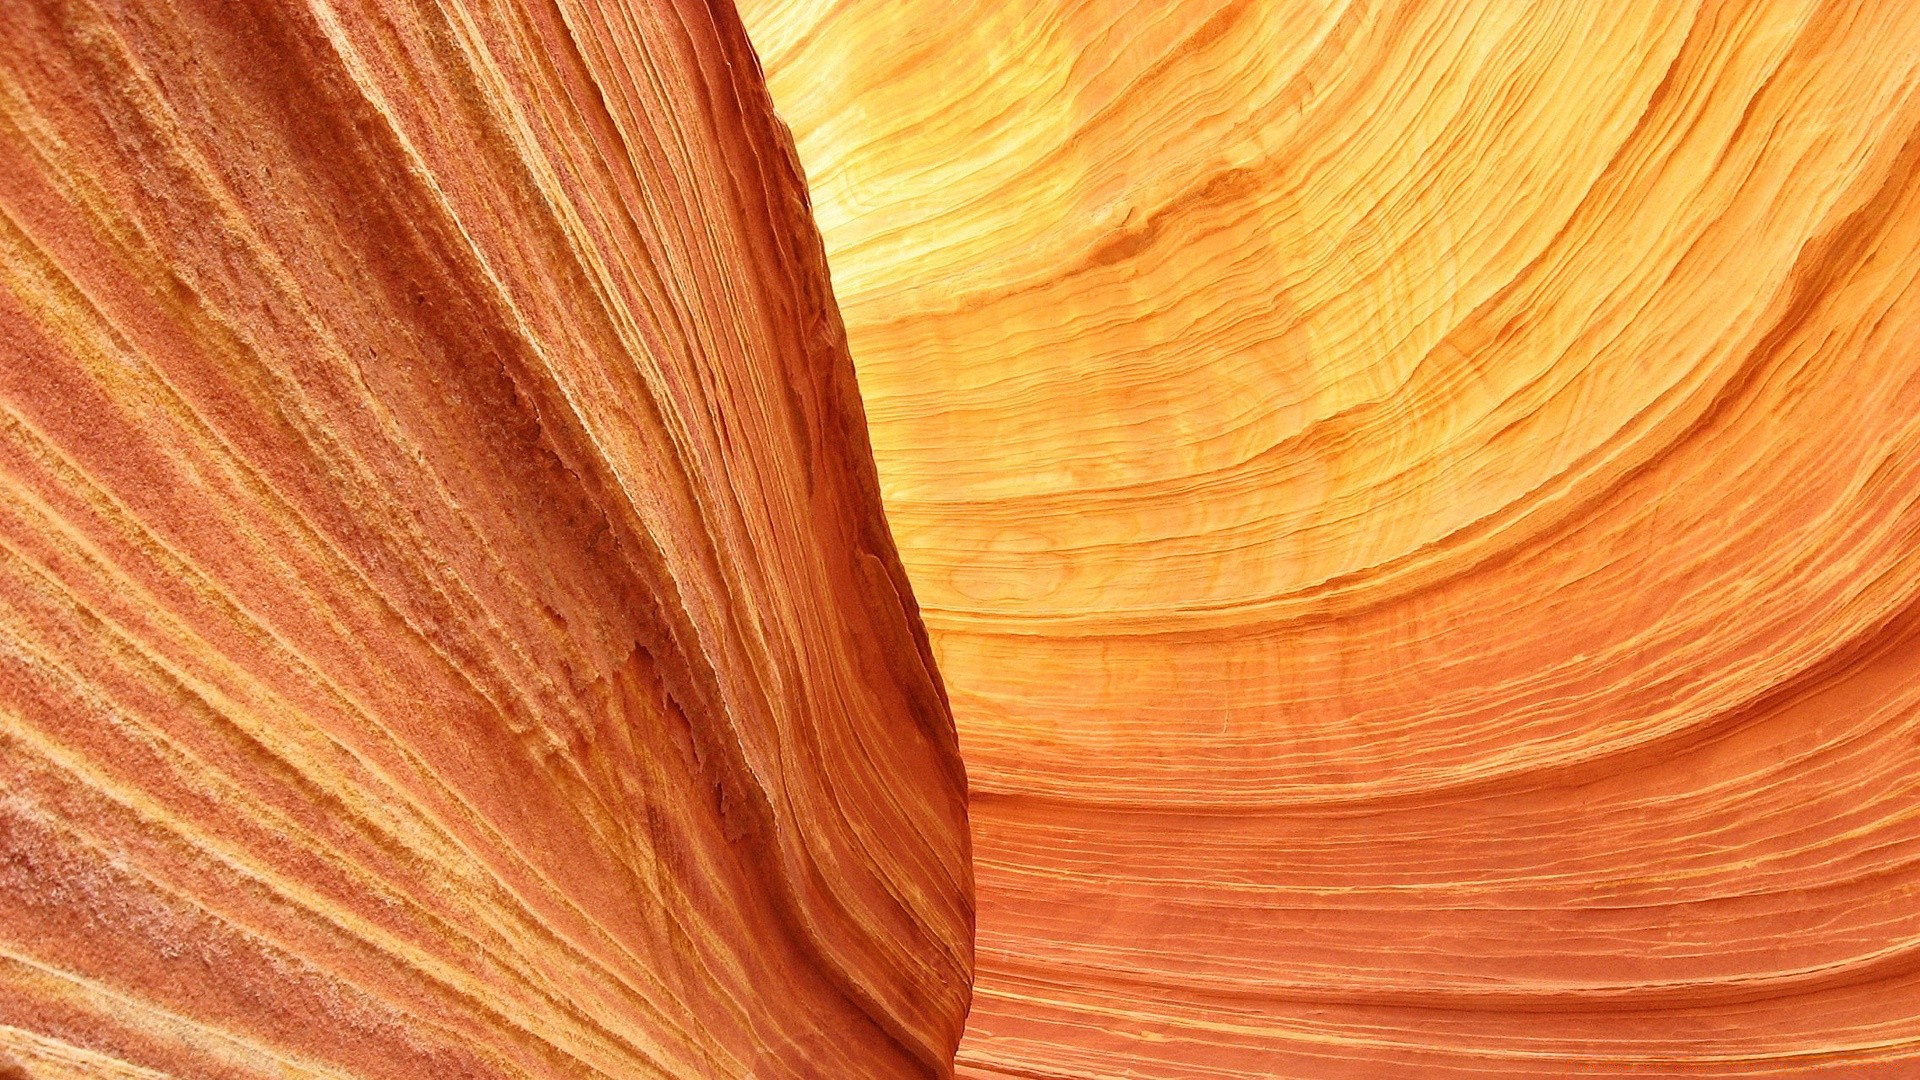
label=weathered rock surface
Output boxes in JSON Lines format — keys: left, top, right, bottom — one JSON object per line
{"left": 741, "top": 0, "right": 1920, "bottom": 1075}
{"left": 0, "top": 1, "right": 969, "bottom": 1077}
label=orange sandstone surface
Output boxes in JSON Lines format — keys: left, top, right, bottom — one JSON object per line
{"left": 7, "top": 0, "right": 1920, "bottom": 1078}
{"left": 739, "top": 0, "right": 1920, "bottom": 1076}
{"left": 0, "top": 1, "right": 968, "bottom": 1077}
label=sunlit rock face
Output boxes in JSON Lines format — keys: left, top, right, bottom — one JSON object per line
{"left": 741, "top": 0, "right": 1920, "bottom": 1075}
{"left": 0, "top": 2, "right": 970, "bottom": 1077}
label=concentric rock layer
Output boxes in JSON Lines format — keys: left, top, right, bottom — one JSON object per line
{"left": 0, "top": 1, "right": 969, "bottom": 1077}
{"left": 740, "top": 0, "right": 1920, "bottom": 1075}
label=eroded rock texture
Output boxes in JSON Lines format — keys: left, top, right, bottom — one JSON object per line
{"left": 741, "top": 0, "right": 1920, "bottom": 1075}
{"left": 0, "top": 1, "right": 970, "bottom": 1077}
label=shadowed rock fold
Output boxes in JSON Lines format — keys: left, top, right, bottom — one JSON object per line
{"left": 0, "top": 1, "right": 969, "bottom": 1077}
{"left": 740, "top": 0, "right": 1920, "bottom": 1076}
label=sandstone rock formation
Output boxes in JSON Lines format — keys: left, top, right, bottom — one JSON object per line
{"left": 0, "top": 1, "right": 969, "bottom": 1077}
{"left": 740, "top": 0, "right": 1920, "bottom": 1075}
{"left": 10, "top": 0, "right": 1920, "bottom": 1076}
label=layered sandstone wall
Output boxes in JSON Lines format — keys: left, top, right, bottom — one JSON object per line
{"left": 0, "top": 1, "right": 970, "bottom": 1076}
{"left": 9, "top": 0, "right": 1920, "bottom": 1076}
{"left": 740, "top": 0, "right": 1920, "bottom": 1075}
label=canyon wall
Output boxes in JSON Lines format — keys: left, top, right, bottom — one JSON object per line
{"left": 0, "top": 1, "right": 970, "bottom": 1077}
{"left": 740, "top": 0, "right": 1920, "bottom": 1075}
{"left": 10, "top": 0, "right": 1920, "bottom": 1076}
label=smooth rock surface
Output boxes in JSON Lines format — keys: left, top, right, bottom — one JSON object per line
{"left": 740, "top": 0, "right": 1920, "bottom": 1075}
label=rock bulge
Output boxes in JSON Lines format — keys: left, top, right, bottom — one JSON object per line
{"left": 0, "top": 1, "right": 968, "bottom": 1077}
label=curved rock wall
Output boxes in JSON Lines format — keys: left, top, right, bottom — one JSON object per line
{"left": 0, "top": 1, "right": 969, "bottom": 1076}
{"left": 740, "top": 0, "right": 1920, "bottom": 1075}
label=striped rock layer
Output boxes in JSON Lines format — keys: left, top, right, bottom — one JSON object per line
{"left": 740, "top": 0, "right": 1920, "bottom": 1076}
{"left": 0, "top": 1, "right": 970, "bottom": 1078}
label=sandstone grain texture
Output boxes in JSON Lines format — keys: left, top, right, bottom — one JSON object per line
{"left": 0, "top": 1, "right": 970, "bottom": 1076}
